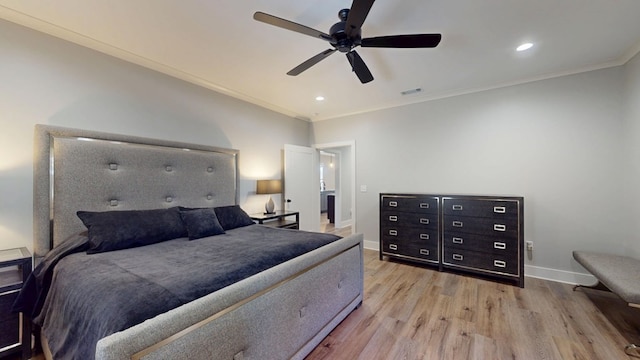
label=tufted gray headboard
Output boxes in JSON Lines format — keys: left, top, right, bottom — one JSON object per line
{"left": 33, "top": 125, "right": 239, "bottom": 260}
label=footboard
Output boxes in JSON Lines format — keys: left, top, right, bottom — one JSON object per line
{"left": 95, "top": 233, "right": 364, "bottom": 360}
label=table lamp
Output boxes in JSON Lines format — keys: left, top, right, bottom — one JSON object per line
{"left": 256, "top": 179, "right": 282, "bottom": 214}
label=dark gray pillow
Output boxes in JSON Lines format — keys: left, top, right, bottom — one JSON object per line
{"left": 179, "top": 208, "right": 225, "bottom": 240}
{"left": 77, "top": 207, "right": 187, "bottom": 254}
{"left": 214, "top": 205, "right": 255, "bottom": 230}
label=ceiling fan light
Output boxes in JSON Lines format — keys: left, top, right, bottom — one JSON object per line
{"left": 516, "top": 42, "right": 533, "bottom": 52}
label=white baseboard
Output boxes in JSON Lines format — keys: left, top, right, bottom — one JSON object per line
{"left": 336, "top": 219, "right": 352, "bottom": 229}
{"left": 361, "top": 239, "right": 595, "bottom": 285}
{"left": 363, "top": 239, "right": 378, "bottom": 251}
{"left": 524, "top": 264, "right": 596, "bottom": 285}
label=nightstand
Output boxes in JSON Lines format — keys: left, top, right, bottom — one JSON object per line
{"left": 0, "top": 247, "right": 32, "bottom": 360}
{"left": 250, "top": 210, "right": 300, "bottom": 230}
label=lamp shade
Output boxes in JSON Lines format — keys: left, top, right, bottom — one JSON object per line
{"left": 256, "top": 179, "right": 282, "bottom": 194}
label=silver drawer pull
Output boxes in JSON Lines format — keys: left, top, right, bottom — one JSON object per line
{"left": 493, "top": 242, "right": 506, "bottom": 250}
{"left": 452, "top": 254, "right": 464, "bottom": 261}
{"left": 389, "top": 201, "right": 398, "bottom": 207}
{"left": 389, "top": 229, "right": 398, "bottom": 236}
{"left": 420, "top": 234, "right": 429, "bottom": 240}
{"left": 494, "top": 224, "right": 506, "bottom": 232}
{"left": 494, "top": 260, "right": 506, "bottom": 268}
{"left": 452, "top": 204, "right": 463, "bottom": 211}
{"left": 493, "top": 206, "right": 506, "bottom": 213}
{"left": 420, "top": 249, "right": 430, "bottom": 255}
{"left": 452, "top": 237, "right": 463, "bottom": 244}
{"left": 389, "top": 215, "right": 398, "bottom": 222}
{"left": 389, "top": 244, "right": 398, "bottom": 250}
{"left": 453, "top": 221, "right": 463, "bottom": 227}
{"left": 420, "top": 218, "right": 430, "bottom": 225}
{"left": 420, "top": 203, "right": 429, "bottom": 209}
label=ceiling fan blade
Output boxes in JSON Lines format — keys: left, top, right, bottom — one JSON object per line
{"left": 254, "top": 11, "right": 332, "bottom": 42}
{"left": 361, "top": 34, "right": 442, "bottom": 48}
{"left": 345, "top": 0, "right": 375, "bottom": 38}
{"left": 287, "top": 49, "right": 338, "bottom": 76}
{"left": 346, "top": 50, "right": 374, "bottom": 84}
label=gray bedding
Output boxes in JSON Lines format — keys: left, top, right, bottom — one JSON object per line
{"left": 21, "top": 225, "right": 341, "bottom": 360}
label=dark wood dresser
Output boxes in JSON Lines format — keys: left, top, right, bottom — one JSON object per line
{"left": 441, "top": 196, "right": 524, "bottom": 287}
{"left": 380, "top": 193, "right": 524, "bottom": 287}
{"left": 379, "top": 194, "right": 440, "bottom": 265}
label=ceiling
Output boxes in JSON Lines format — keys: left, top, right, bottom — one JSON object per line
{"left": 2, "top": 1, "right": 640, "bottom": 121}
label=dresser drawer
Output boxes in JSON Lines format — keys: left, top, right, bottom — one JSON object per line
{"left": 443, "top": 216, "right": 518, "bottom": 238}
{"left": 381, "top": 211, "right": 438, "bottom": 229}
{"left": 443, "top": 232, "right": 518, "bottom": 257}
{"left": 442, "top": 198, "right": 519, "bottom": 219}
{"left": 442, "top": 248, "right": 519, "bottom": 276}
{"left": 380, "top": 195, "right": 438, "bottom": 214}
{"left": 381, "top": 227, "right": 438, "bottom": 244}
{"left": 382, "top": 240, "right": 438, "bottom": 262}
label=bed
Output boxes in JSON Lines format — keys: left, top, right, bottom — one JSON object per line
{"left": 19, "top": 124, "right": 364, "bottom": 360}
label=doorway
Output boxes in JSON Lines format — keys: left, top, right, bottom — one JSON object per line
{"left": 315, "top": 141, "right": 356, "bottom": 236}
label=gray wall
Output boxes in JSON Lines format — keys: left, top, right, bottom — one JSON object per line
{"left": 0, "top": 19, "right": 310, "bottom": 251}
{"left": 312, "top": 59, "right": 637, "bottom": 282}
{"left": 623, "top": 51, "right": 640, "bottom": 260}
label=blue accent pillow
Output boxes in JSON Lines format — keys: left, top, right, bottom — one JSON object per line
{"left": 213, "top": 205, "right": 255, "bottom": 230}
{"left": 179, "top": 207, "right": 225, "bottom": 240}
{"left": 77, "top": 207, "right": 187, "bottom": 254}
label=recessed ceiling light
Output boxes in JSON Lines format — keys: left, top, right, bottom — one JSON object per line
{"left": 516, "top": 42, "right": 533, "bottom": 52}
{"left": 315, "top": 96, "right": 325, "bottom": 101}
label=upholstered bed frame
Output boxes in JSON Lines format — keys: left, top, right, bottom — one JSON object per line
{"left": 33, "top": 125, "right": 364, "bottom": 359}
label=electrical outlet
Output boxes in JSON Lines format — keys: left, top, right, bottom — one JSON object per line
{"left": 526, "top": 241, "right": 533, "bottom": 251}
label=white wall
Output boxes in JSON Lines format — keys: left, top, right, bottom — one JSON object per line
{"left": 0, "top": 20, "right": 310, "bottom": 252}
{"left": 312, "top": 63, "right": 633, "bottom": 282}
{"left": 623, "top": 51, "right": 640, "bottom": 259}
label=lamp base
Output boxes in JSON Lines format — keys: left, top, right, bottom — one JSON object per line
{"left": 264, "top": 196, "right": 275, "bottom": 214}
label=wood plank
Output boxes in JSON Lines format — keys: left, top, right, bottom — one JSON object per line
{"left": 306, "top": 249, "right": 640, "bottom": 360}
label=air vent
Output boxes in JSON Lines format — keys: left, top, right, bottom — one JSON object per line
{"left": 401, "top": 88, "right": 422, "bottom": 96}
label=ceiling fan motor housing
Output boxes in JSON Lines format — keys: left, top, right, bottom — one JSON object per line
{"left": 330, "top": 9, "right": 361, "bottom": 52}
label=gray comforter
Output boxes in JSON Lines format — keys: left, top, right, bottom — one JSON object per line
{"left": 18, "top": 225, "right": 340, "bottom": 360}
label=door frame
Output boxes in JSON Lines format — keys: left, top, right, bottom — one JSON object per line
{"left": 313, "top": 140, "right": 356, "bottom": 234}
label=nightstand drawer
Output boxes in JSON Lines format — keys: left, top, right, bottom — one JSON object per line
{"left": 381, "top": 211, "right": 438, "bottom": 229}
{"left": 0, "top": 291, "right": 19, "bottom": 322}
{"left": 0, "top": 291, "right": 20, "bottom": 349}
{"left": 0, "top": 314, "right": 20, "bottom": 349}
{"left": 443, "top": 198, "right": 519, "bottom": 219}
{"left": 380, "top": 195, "right": 438, "bottom": 214}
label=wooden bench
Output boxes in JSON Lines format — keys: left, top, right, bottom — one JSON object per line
{"left": 573, "top": 251, "right": 640, "bottom": 358}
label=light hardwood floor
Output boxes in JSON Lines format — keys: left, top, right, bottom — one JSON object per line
{"left": 306, "top": 249, "right": 640, "bottom": 360}
{"left": 320, "top": 212, "right": 352, "bottom": 238}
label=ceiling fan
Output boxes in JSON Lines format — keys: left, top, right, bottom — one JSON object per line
{"left": 253, "top": 0, "right": 442, "bottom": 84}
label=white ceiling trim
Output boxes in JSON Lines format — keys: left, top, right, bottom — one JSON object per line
{"left": 0, "top": 5, "right": 303, "bottom": 120}
{"left": 3, "top": 4, "right": 639, "bottom": 123}
{"left": 314, "top": 58, "right": 628, "bottom": 122}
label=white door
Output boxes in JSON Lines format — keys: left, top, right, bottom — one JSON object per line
{"left": 284, "top": 144, "right": 320, "bottom": 231}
